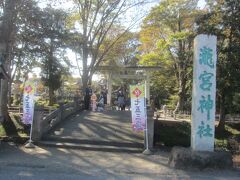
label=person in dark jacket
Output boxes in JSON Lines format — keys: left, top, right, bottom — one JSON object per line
{"left": 117, "top": 90, "right": 125, "bottom": 111}
{"left": 84, "top": 84, "right": 92, "bottom": 110}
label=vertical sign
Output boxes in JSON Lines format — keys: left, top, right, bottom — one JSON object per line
{"left": 22, "top": 80, "right": 36, "bottom": 125}
{"left": 191, "top": 34, "right": 217, "bottom": 151}
{"left": 130, "top": 84, "right": 146, "bottom": 131}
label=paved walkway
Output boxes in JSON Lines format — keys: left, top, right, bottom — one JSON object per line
{"left": 48, "top": 110, "right": 143, "bottom": 142}
{"left": 0, "top": 110, "right": 239, "bottom": 179}
{"left": 40, "top": 110, "right": 144, "bottom": 152}
{"left": 1, "top": 141, "right": 239, "bottom": 179}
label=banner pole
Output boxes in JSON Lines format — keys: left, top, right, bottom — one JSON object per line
{"left": 24, "top": 80, "right": 36, "bottom": 148}
{"left": 145, "top": 98, "right": 149, "bottom": 149}
{"left": 25, "top": 114, "right": 35, "bottom": 148}
{"left": 143, "top": 83, "right": 152, "bottom": 155}
{"left": 29, "top": 109, "right": 34, "bottom": 137}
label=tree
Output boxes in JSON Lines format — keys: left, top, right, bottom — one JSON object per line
{"left": 9, "top": 0, "right": 42, "bottom": 105}
{"left": 36, "top": 7, "right": 70, "bottom": 105}
{"left": 5, "top": 2, "right": 68, "bottom": 106}
{"left": 0, "top": 0, "right": 44, "bottom": 108}
{"left": 196, "top": 0, "right": 240, "bottom": 131}
{"left": 139, "top": 0, "right": 201, "bottom": 111}
{"left": 0, "top": 0, "right": 17, "bottom": 122}
{"left": 100, "top": 28, "right": 139, "bottom": 66}
{"left": 69, "top": 0, "right": 147, "bottom": 90}
{"left": 99, "top": 28, "right": 141, "bottom": 95}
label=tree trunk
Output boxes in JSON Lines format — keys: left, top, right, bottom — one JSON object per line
{"left": 8, "top": 81, "right": 12, "bottom": 106}
{"left": 48, "top": 39, "right": 54, "bottom": 106}
{"left": 217, "top": 25, "right": 233, "bottom": 132}
{"left": 217, "top": 94, "right": 226, "bottom": 132}
{"left": 0, "top": 0, "right": 17, "bottom": 122}
{"left": 173, "top": 101, "right": 179, "bottom": 119}
{"left": 178, "top": 72, "right": 187, "bottom": 111}
{"left": 1, "top": 79, "right": 9, "bottom": 115}
{"left": 82, "top": 74, "right": 88, "bottom": 92}
{"left": 174, "top": 77, "right": 186, "bottom": 118}
{"left": 82, "top": 44, "right": 89, "bottom": 91}
{"left": 49, "top": 87, "right": 54, "bottom": 106}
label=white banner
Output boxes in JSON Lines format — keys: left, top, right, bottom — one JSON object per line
{"left": 22, "top": 80, "right": 35, "bottom": 125}
{"left": 130, "top": 84, "right": 146, "bottom": 131}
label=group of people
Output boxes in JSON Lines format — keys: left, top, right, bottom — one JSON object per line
{"left": 84, "top": 84, "right": 107, "bottom": 112}
{"left": 84, "top": 84, "right": 128, "bottom": 112}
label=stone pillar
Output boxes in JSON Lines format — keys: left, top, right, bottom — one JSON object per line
{"left": 191, "top": 34, "right": 217, "bottom": 152}
{"left": 57, "top": 102, "right": 64, "bottom": 122}
{"left": 107, "top": 73, "right": 112, "bottom": 105}
{"left": 31, "top": 107, "right": 44, "bottom": 141}
{"left": 145, "top": 73, "right": 150, "bottom": 105}
{"left": 73, "top": 96, "right": 79, "bottom": 112}
{"left": 144, "top": 107, "right": 154, "bottom": 149}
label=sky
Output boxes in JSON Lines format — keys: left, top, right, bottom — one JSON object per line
{"left": 198, "top": 0, "right": 206, "bottom": 8}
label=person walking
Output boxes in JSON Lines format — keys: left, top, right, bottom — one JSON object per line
{"left": 102, "top": 87, "right": 108, "bottom": 105}
{"left": 117, "top": 90, "right": 125, "bottom": 111}
{"left": 91, "top": 91, "right": 97, "bottom": 111}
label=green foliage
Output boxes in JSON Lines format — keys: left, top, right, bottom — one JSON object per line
{"left": 154, "top": 121, "right": 191, "bottom": 147}
{"left": 140, "top": 53, "right": 160, "bottom": 66}
{"left": 139, "top": 0, "right": 201, "bottom": 110}
{"left": 167, "top": 95, "right": 179, "bottom": 110}
{"left": 34, "top": 7, "right": 70, "bottom": 105}
{"left": 215, "top": 124, "right": 240, "bottom": 150}
{"left": 196, "top": 0, "right": 240, "bottom": 121}
{"left": 0, "top": 124, "right": 6, "bottom": 137}
{"left": 154, "top": 121, "right": 240, "bottom": 149}
{"left": 100, "top": 30, "right": 139, "bottom": 66}
{"left": 41, "top": 57, "right": 65, "bottom": 92}
{"left": 232, "top": 93, "right": 240, "bottom": 113}
{"left": 0, "top": 114, "right": 28, "bottom": 137}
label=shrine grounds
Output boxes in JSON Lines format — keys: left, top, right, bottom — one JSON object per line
{"left": 0, "top": 110, "right": 239, "bottom": 179}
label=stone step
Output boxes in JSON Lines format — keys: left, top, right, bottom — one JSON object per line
{"left": 42, "top": 136, "right": 143, "bottom": 148}
{"left": 36, "top": 140, "right": 143, "bottom": 153}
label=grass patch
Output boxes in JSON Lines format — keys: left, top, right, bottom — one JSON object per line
{"left": 154, "top": 121, "right": 191, "bottom": 147}
{"left": 226, "top": 124, "right": 240, "bottom": 135}
{"left": 0, "top": 113, "right": 29, "bottom": 138}
{"left": 215, "top": 124, "right": 240, "bottom": 150}
{"left": 0, "top": 124, "right": 6, "bottom": 136}
{"left": 154, "top": 120, "right": 240, "bottom": 150}
{"left": 0, "top": 113, "right": 29, "bottom": 144}
{"left": 9, "top": 113, "right": 29, "bottom": 137}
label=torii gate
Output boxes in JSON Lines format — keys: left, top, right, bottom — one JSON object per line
{"left": 95, "top": 65, "right": 161, "bottom": 106}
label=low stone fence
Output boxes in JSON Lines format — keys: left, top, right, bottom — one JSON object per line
{"left": 8, "top": 105, "right": 56, "bottom": 116}
{"left": 154, "top": 110, "right": 240, "bottom": 123}
{"left": 32, "top": 98, "right": 84, "bottom": 141}
{"left": 224, "top": 114, "right": 240, "bottom": 123}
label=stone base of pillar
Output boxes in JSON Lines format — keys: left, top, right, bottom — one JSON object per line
{"left": 168, "top": 146, "right": 233, "bottom": 169}
{"left": 24, "top": 140, "right": 35, "bottom": 148}
{"left": 142, "top": 148, "right": 152, "bottom": 155}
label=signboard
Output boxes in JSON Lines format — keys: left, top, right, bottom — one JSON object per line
{"left": 22, "top": 80, "right": 36, "bottom": 125}
{"left": 130, "top": 84, "right": 146, "bottom": 131}
{"left": 191, "top": 34, "right": 217, "bottom": 152}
